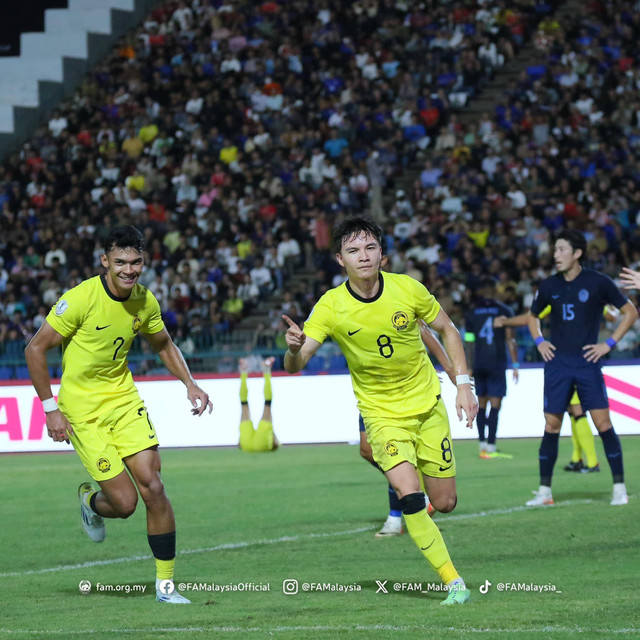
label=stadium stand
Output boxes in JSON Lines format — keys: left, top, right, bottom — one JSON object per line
{"left": 1, "top": 0, "right": 639, "bottom": 378}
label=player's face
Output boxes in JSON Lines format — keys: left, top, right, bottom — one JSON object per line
{"left": 336, "top": 231, "right": 382, "bottom": 279}
{"left": 101, "top": 247, "right": 144, "bottom": 295}
{"left": 554, "top": 239, "right": 581, "bottom": 273}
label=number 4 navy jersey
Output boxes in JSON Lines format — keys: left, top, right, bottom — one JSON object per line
{"left": 465, "top": 298, "right": 514, "bottom": 370}
{"left": 530, "top": 268, "right": 628, "bottom": 357}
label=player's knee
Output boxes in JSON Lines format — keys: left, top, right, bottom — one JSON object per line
{"left": 399, "top": 492, "right": 426, "bottom": 515}
{"left": 138, "top": 475, "right": 166, "bottom": 505}
{"left": 114, "top": 493, "right": 138, "bottom": 518}
{"left": 431, "top": 493, "right": 457, "bottom": 514}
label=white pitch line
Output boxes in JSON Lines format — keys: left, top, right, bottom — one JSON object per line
{"left": 0, "top": 499, "right": 596, "bottom": 579}
{"left": 0, "top": 625, "right": 639, "bottom": 636}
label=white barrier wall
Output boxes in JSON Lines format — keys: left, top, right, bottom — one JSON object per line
{"left": 1, "top": 366, "right": 639, "bottom": 453}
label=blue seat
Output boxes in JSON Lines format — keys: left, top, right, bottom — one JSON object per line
{"left": 328, "top": 354, "right": 348, "bottom": 372}
{"left": 0, "top": 366, "right": 13, "bottom": 380}
{"left": 303, "top": 356, "right": 325, "bottom": 373}
{"left": 14, "top": 366, "right": 30, "bottom": 380}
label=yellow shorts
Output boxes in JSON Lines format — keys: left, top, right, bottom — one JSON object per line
{"left": 364, "top": 398, "right": 456, "bottom": 478}
{"left": 70, "top": 401, "right": 159, "bottom": 481}
{"left": 569, "top": 390, "right": 580, "bottom": 406}
{"left": 239, "top": 420, "right": 274, "bottom": 452}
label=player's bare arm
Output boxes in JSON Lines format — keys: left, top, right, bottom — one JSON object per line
{"left": 419, "top": 320, "right": 455, "bottom": 385}
{"left": 24, "top": 322, "right": 74, "bottom": 443}
{"left": 583, "top": 300, "right": 639, "bottom": 363}
{"left": 528, "top": 313, "right": 555, "bottom": 362}
{"left": 144, "top": 328, "right": 212, "bottom": 416}
{"left": 282, "top": 314, "right": 322, "bottom": 373}
{"left": 428, "top": 308, "right": 478, "bottom": 427}
{"left": 506, "top": 327, "right": 519, "bottom": 382}
{"left": 619, "top": 266, "right": 640, "bottom": 290}
{"left": 494, "top": 313, "right": 529, "bottom": 328}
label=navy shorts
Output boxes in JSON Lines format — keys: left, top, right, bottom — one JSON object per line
{"left": 543, "top": 358, "right": 608, "bottom": 414}
{"left": 358, "top": 414, "right": 365, "bottom": 432}
{"left": 474, "top": 367, "right": 507, "bottom": 398}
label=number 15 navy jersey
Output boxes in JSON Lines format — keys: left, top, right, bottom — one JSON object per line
{"left": 530, "top": 268, "right": 627, "bottom": 356}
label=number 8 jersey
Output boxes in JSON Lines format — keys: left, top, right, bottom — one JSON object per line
{"left": 303, "top": 271, "right": 442, "bottom": 420}
{"left": 46, "top": 275, "right": 164, "bottom": 423}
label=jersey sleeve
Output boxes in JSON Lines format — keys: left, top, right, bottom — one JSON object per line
{"left": 413, "top": 279, "right": 441, "bottom": 323}
{"left": 301, "top": 293, "right": 332, "bottom": 345}
{"left": 530, "top": 282, "right": 549, "bottom": 316}
{"left": 601, "top": 274, "right": 629, "bottom": 309}
{"left": 140, "top": 290, "right": 165, "bottom": 334}
{"left": 45, "top": 286, "right": 88, "bottom": 337}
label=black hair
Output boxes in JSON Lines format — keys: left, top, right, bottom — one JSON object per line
{"left": 332, "top": 215, "right": 383, "bottom": 254}
{"left": 555, "top": 229, "right": 587, "bottom": 262}
{"left": 104, "top": 225, "right": 145, "bottom": 254}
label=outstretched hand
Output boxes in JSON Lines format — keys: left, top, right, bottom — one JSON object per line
{"left": 187, "top": 382, "right": 213, "bottom": 416}
{"left": 456, "top": 385, "right": 478, "bottom": 429}
{"left": 619, "top": 267, "right": 640, "bottom": 290}
{"left": 282, "top": 314, "right": 306, "bottom": 354}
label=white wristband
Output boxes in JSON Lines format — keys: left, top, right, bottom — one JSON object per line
{"left": 455, "top": 374, "right": 471, "bottom": 386}
{"left": 42, "top": 397, "right": 58, "bottom": 413}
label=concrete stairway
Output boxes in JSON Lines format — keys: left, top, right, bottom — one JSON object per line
{"left": 0, "top": 0, "right": 159, "bottom": 160}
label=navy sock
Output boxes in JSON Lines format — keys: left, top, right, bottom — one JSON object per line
{"left": 388, "top": 485, "right": 402, "bottom": 517}
{"left": 477, "top": 408, "right": 487, "bottom": 441}
{"left": 539, "top": 431, "right": 559, "bottom": 487}
{"left": 599, "top": 427, "right": 624, "bottom": 483}
{"left": 487, "top": 408, "right": 499, "bottom": 445}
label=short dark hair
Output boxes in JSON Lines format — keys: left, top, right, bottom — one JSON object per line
{"left": 332, "top": 215, "right": 383, "bottom": 254}
{"left": 555, "top": 229, "right": 586, "bottom": 262}
{"left": 104, "top": 225, "right": 145, "bottom": 254}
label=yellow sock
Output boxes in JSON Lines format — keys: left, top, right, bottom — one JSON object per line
{"left": 574, "top": 416, "right": 598, "bottom": 467}
{"left": 156, "top": 558, "right": 175, "bottom": 581}
{"left": 403, "top": 509, "right": 459, "bottom": 584}
{"left": 240, "top": 372, "right": 248, "bottom": 403}
{"left": 263, "top": 371, "right": 272, "bottom": 402}
{"left": 569, "top": 415, "right": 582, "bottom": 463}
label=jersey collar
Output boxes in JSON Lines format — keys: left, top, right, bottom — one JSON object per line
{"left": 346, "top": 272, "right": 384, "bottom": 303}
{"left": 101, "top": 274, "right": 131, "bottom": 302}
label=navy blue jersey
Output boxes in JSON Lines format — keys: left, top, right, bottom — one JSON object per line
{"left": 530, "top": 268, "right": 628, "bottom": 356}
{"left": 465, "top": 298, "right": 514, "bottom": 370}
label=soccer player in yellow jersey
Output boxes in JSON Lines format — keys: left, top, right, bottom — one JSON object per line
{"left": 24, "top": 226, "right": 212, "bottom": 604}
{"left": 283, "top": 215, "right": 478, "bottom": 605}
{"left": 238, "top": 356, "right": 279, "bottom": 452}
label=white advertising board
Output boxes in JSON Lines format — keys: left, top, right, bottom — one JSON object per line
{"left": 0, "top": 365, "right": 639, "bottom": 453}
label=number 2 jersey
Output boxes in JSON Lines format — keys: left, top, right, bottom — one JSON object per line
{"left": 46, "top": 275, "right": 165, "bottom": 423}
{"left": 302, "top": 272, "right": 442, "bottom": 420}
{"left": 530, "top": 268, "right": 627, "bottom": 357}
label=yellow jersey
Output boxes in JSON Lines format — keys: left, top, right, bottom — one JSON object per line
{"left": 46, "top": 275, "right": 164, "bottom": 422}
{"left": 303, "top": 272, "right": 441, "bottom": 419}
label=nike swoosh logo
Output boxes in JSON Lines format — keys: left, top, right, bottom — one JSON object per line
{"left": 551, "top": 295, "right": 559, "bottom": 299}
{"left": 149, "top": 434, "right": 156, "bottom": 439}
{"left": 439, "top": 464, "right": 453, "bottom": 471}
{"left": 96, "top": 325, "right": 111, "bottom": 330}
{"left": 348, "top": 329, "right": 362, "bottom": 336}
{"left": 420, "top": 540, "right": 435, "bottom": 551}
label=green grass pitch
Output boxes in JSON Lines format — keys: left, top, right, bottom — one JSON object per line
{"left": 1, "top": 437, "right": 638, "bottom": 639}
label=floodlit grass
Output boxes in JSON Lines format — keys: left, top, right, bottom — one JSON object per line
{"left": 1, "top": 436, "right": 638, "bottom": 639}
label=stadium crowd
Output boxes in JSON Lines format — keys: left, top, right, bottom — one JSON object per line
{"left": 1, "top": 0, "right": 640, "bottom": 373}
